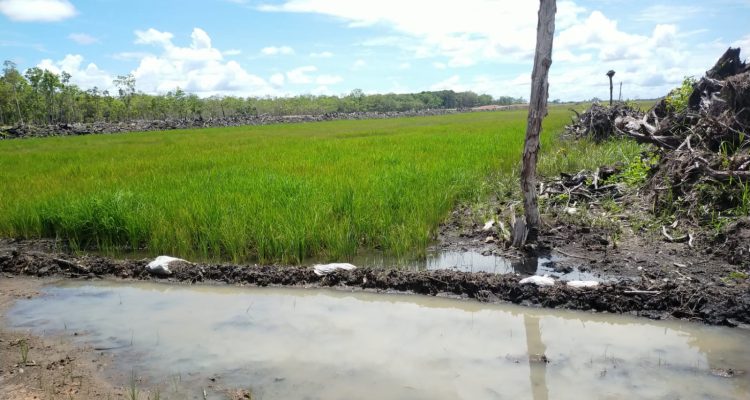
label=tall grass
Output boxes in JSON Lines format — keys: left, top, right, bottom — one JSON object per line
{"left": 0, "top": 108, "right": 641, "bottom": 263}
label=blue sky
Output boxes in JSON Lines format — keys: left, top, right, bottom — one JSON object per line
{"left": 1, "top": 0, "right": 749, "bottom": 100}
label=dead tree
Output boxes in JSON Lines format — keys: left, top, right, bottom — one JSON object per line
{"left": 607, "top": 70, "right": 615, "bottom": 106}
{"left": 516, "top": 0, "right": 556, "bottom": 247}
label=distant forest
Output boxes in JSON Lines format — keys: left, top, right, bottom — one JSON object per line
{"left": 0, "top": 61, "right": 526, "bottom": 125}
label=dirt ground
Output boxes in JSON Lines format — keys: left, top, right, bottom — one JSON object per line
{"left": 0, "top": 277, "right": 122, "bottom": 400}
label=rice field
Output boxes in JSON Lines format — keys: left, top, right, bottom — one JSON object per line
{"left": 0, "top": 108, "right": 642, "bottom": 263}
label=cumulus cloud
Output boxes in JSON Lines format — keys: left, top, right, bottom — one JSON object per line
{"left": 286, "top": 65, "right": 316, "bottom": 84}
{"left": 0, "top": 0, "right": 76, "bottom": 22}
{"left": 261, "top": 45, "right": 295, "bottom": 56}
{"left": 310, "top": 51, "right": 333, "bottom": 58}
{"left": 32, "top": 28, "right": 345, "bottom": 97}
{"left": 37, "top": 54, "right": 113, "bottom": 90}
{"left": 68, "top": 33, "right": 99, "bottom": 45}
{"left": 352, "top": 59, "right": 366, "bottom": 70}
{"left": 261, "top": 0, "right": 582, "bottom": 66}
{"left": 315, "top": 74, "right": 342, "bottom": 85}
{"left": 733, "top": 34, "right": 750, "bottom": 50}
{"left": 269, "top": 73, "right": 285, "bottom": 87}
{"left": 262, "top": 0, "right": 721, "bottom": 99}
{"left": 128, "top": 28, "right": 275, "bottom": 96}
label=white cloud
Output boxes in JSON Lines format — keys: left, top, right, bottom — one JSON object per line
{"left": 37, "top": 54, "right": 113, "bottom": 90}
{"left": 112, "top": 52, "right": 152, "bottom": 61}
{"left": 270, "top": 73, "right": 285, "bottom": 87}
{"left": 311, "top": 85, "right": 333, "bottom": 95}
{"left": 223, "top": 49, "right": 242, "bottom": 56}
{"left": 261, "top": 0, "right": 580, "bottom": 66}
{"left": 398, "top": 62, "right": 411, "bottom": 70}
{"left": 732, "top": 34, "right": 750, "bottom": 50}
{"left": 128, "top": 28, "right": 275, "bottom": 96}
{"left": 310, "top": 51, "right": 333, "bottom": 58}
{"left": 68, "top": 33, "right": 99, "bottom": 45}
{"left": 316, "top": 74, "right": 342, "bottom": 85}
{"left": 429, "top": 75, "right": 461, "bottom": 91}
{"left": 135, "top": 28, "right": 174, "bottom": 47}
{"left": 0, "top": 0, "right": 76, "bottom": 22}
{"left": 261, "top": 45, "right": 295, "bottom": 56}
{"left": 427, "top": 74, "right": 529, "bottom": 99}
{"left": 260, "top": 0, "right": 725, "bottom": 100}
{"left": 352, "top": 59, "right": 366, "bottom": 69}
{"left": 636, "top": 5, "right": 703, "bottom": 23}
{"left": 286, "top": 65, "right": 317, "bottom": 84}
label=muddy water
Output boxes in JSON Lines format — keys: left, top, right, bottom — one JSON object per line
{"left": 8, "top": 282, "right": 749, "bottom": 400}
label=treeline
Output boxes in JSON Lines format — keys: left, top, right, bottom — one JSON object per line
{"left": 0, "top": 61, "right": 526, "bottom": 125}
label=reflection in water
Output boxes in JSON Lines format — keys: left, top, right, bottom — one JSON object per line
{"left": 309, "top": 250, "right": 606, "bottom": 281}
{"left": 525, "top": 315, "right": 549, "bottom": 400}
{"left": 7, "top": 281, "right": 750, "bottom": 400}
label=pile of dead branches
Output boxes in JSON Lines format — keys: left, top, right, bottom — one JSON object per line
{"left": 567, "top": 47, "right": 750, "bottom": 219}
{"left": 565, "top": 102, "right": 642, "bottom": 142}
{"left": 540, "top": 166, "right": 624, "bottom": 207}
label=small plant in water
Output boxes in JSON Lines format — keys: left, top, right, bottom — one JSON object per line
{"left": 19, "top": 338, "right": 29, "bottom": 365}
{"left": 128, "top": 370, "right": 140, "bottom": 400}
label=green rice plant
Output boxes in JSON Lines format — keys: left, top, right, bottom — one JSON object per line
{"left": 19, "top": 338, "right": 29, "bottom": 364}
{"left": 0, "top": 108, "right": 630, "bottom": 263}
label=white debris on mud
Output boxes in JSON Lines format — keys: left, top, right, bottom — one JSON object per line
{"left": 482, "top": 220, "right": 496, "bottom": 231}
{"left": 566, "top": 280, "right": 600, "bottom": 288}
{"left": 146, "top": 256, "right": 189, "bottom": 276}
{"left": 313, "top": 263, "right": 357, "bottom": 276}
{"left": 519, "top": 275, "right": 555, "bottom": 286}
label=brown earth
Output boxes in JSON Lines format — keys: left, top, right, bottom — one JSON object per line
{"left": 0, "top": 277, "right": 122, "bottom": 400}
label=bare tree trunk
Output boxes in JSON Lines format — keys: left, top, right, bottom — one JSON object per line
{"left": 12, "top": 84, "right": 23, "bottom": 125}
{"left": 517, "top": 0, "right": 556, "bottom": 246}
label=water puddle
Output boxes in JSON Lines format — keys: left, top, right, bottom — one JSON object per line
{"left": 7, "top": 281, "right": 749, "bottom": 399}
{"left": 307, "top": 250, "right": 604, "bottom": 281}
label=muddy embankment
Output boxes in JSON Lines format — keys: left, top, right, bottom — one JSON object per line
{"left": 1, "top": 241, "right": 748, "bottom": 327}
{"left": 0, "top": 106, "right": 528, "bottom": 140}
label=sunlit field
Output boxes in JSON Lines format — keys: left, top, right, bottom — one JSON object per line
{"left": 0, "top": 107, "right": 642, "bottom": 263}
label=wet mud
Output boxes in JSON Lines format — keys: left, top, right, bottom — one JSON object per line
{"left": 1, "top": 240, "right": 748, "bottom": 327}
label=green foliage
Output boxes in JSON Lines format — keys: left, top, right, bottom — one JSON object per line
{"left": 604, "top": 153, "right": 659, "bottom": 187}
{"left": 728, "top": 271, "right": 749, "bottom": 280}
{"left": 0, "top": 110, "right": 568, "bottom": 263}
{"left": 0, "top": 61, "right": 525, "bottom": 125}
{"left": 665, "top": 76, "right": 696, "bottom": 113}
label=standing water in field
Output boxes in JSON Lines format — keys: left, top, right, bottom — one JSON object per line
{"left": 7, "top": 281, "right": 749, "bottom": 400}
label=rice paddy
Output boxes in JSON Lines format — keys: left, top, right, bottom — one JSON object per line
{"left": 0, "top": 108, "right": 642, "bottom": 263}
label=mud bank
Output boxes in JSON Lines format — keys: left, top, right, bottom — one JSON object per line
{"left": 1, "top": 243, "right": 748, "bottom": 327}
